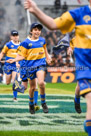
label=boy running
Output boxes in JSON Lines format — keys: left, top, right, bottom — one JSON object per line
{"left": 7, "top": 23, "right": 52, "bottom": 114}
{"left": 0, "top": 30, "right": 20, "bottom": 101}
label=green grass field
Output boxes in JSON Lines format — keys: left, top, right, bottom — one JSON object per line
{"left": 0, "top": 131, "right": 87, "bottom": 136}
{"left": 0, "top": 83, "right": 76, "bottom": 94}
{"left": 0, "top": 83, "right": 87, "bottom": 136}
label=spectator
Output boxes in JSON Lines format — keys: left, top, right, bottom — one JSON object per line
{"left": 0, "top": 7, "right": 6, "bottom": 19}
{"left": 15, "top": 0, "right": 22, "bottom": 6}
{"left": 54, "top": 0, "right": 61, "bottom": 10}
{"left": 54, "top": 0, "right": 61, "bottom": 13}
{"left": 62, "top": 1, "right": 68, "bottom": 13}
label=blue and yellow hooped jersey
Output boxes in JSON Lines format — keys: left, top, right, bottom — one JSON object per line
{"left": 17, "top": 36, "right": 46, "bottom": 68}
{"left": 2, "top": 40, "right": 20, "bottom": 61}
{"left": 54, "top": 5, "right": 91, "bottom": 80}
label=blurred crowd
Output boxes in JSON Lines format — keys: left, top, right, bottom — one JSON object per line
{"left": 41, "top": 28, "right": 75, "bottom": 67}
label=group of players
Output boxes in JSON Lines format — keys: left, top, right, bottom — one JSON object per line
{"left": 0, "top": 23, "right": 52, "bottom": 114}
{"left": 0, "top": 0, "right": 91, "bottom": 135}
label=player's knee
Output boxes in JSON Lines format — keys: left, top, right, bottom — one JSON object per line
{"left": 38, "top": 81, "right": 45, "bottom": 88}
{"left": 31, "top": 86, "right": 36, "bottom": 92}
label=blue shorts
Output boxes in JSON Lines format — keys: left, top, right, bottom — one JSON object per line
{"left": 20, "top": 67, "right": 28, "bottom": 82}
{"left": 4, "top": 62, "right": 17, "bottom": 75}
{"left": 78, "top": 79, "right": 91, "bottom": 96}
{"left": 27, "top": 66, "right": 45, "bottom": 80}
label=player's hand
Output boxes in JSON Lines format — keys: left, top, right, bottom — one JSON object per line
{"left": 7, "top": 59, "right": 15, "bottom": 63}
{"left": 46, "top": 55, "right": 52, "bottom": 65}
{"left": 67, "top": 47, "right": 73, "bottom": 56}
{"left": 24, "top": 0, "right": 37, "bottom": 13}
{"left": 0, "top": 60, "right": 5, "bottom": 64}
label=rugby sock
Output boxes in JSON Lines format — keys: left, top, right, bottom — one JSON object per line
{"left": 13, "top": 91, "right": 18, "bottom": 98}
{"left": 84, "top": 120, "right": 91, "bottom": 136}
{"left": 29, "top": 96, "right": 34, "bottom": 105}
{"left": 40, "top": 94, "right": 46, "bottom": 104}
{"left": 75, "top": 94, "right": 80, "bottom": 104}
{"left": 34, "top": 89, "right": 38, "bottom": 105}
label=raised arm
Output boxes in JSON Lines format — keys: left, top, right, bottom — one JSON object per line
{"left": 24, "top": 0, "right": 57, "bottom": 30}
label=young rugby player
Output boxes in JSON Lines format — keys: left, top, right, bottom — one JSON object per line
{"left": 0, "top": 30, "right": 20, "bottom": 101}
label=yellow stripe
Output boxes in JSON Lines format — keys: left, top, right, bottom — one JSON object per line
{"left": 18, "top": 46, "right": 45, "bottom": 60}
{"left": 74, "top": 25, "right": 91, "bottom": 49}
{"left": 2, "top": 45, "right": 18, "bottom": 58}
{"left": 18, "top": 52, "right": 26, "bottom": 58}
{"left": 6, "top": 49, "right": 17, "bottom": 58}
{"left": 80, "top": 88, "right": 91, "bottom": 96}
{"left": 34, "top": 89, "right": 38, "bottom": 91}
{"left": 41, "top": 98, "right": 45, "bottom": 101}
{"left": 54, "top": 12, "right": 75, "bottom": 34}
{"left": 27, "top": 47, "right": 45, "bottom": 60}
{"left": 27, "top": 53, "right": 45, "bottom": 60}
{"left": 17, "top": 46, "right": 28, "bottom": 58}
{"left": 29, "top": 99, "right": 34, "bottom": 102}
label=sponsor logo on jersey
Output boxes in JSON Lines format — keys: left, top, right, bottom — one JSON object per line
{"left": 40, "top": 42, "right": 44, "bottom": 46}
{"left": 83, "top": 15, "right": 91, "bottom": 23}
{"left": 11, "top": 45, "right": 14, "bottom": 48}
{"left": 28, "top": 43, "right": 32, "bottom": 47}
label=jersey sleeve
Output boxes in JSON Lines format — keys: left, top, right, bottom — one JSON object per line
{"left": 69, "top": 8, "right": 80, "bottom": 24}
{"left": 2, "top": 44, "right": 9, "bottom": 54}
{"left": 43, "top": 39, "right": 47, "bottom": 49}
{"left": 17, "top": 42, "right": 28, "bottom": 58}
{"left": 54, "top": 11, "right": 76, "bottom": 34}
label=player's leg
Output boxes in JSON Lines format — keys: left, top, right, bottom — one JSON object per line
{"left": 28, "top": 78, "right": 36, "bottom": 114}
{"left": 34, "top": 78, "right": 40, "bottom": 111}
{"left": 74, "top": 81, "right": 81, "bottom": 113}
{"left": 22, "top": 79, "right": 28, "bottom": 90}
{"left": 6, "top": 73, "right": 17, "bottom": 101}
{"left": 79, "top": 79, "right": 91, "bottom": 136}
{"left": 5, "top": 74, "right": 12, "bottom": 85}
{"left": 34, "top": 78, "right": 38, "bottom": 105}
{"left": 22, "top": 76, "right": 40, "bottom": 111}
{"left": 84, "top": 93, "right": 91, "bottom": 136}
{"left": 12, "top": 71, "right": 18, "bottom": 102}
{"left": 4, "top": 62, "right": 13, "bottom": 85}
{"left": 4, "top": 65, "right": 16, "bottom": 100}
{"left": 44, "top": 68, "right": 47, "bottom": 85}
{"left": 36, "top": 70, "right": 48, "bottom": 113}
